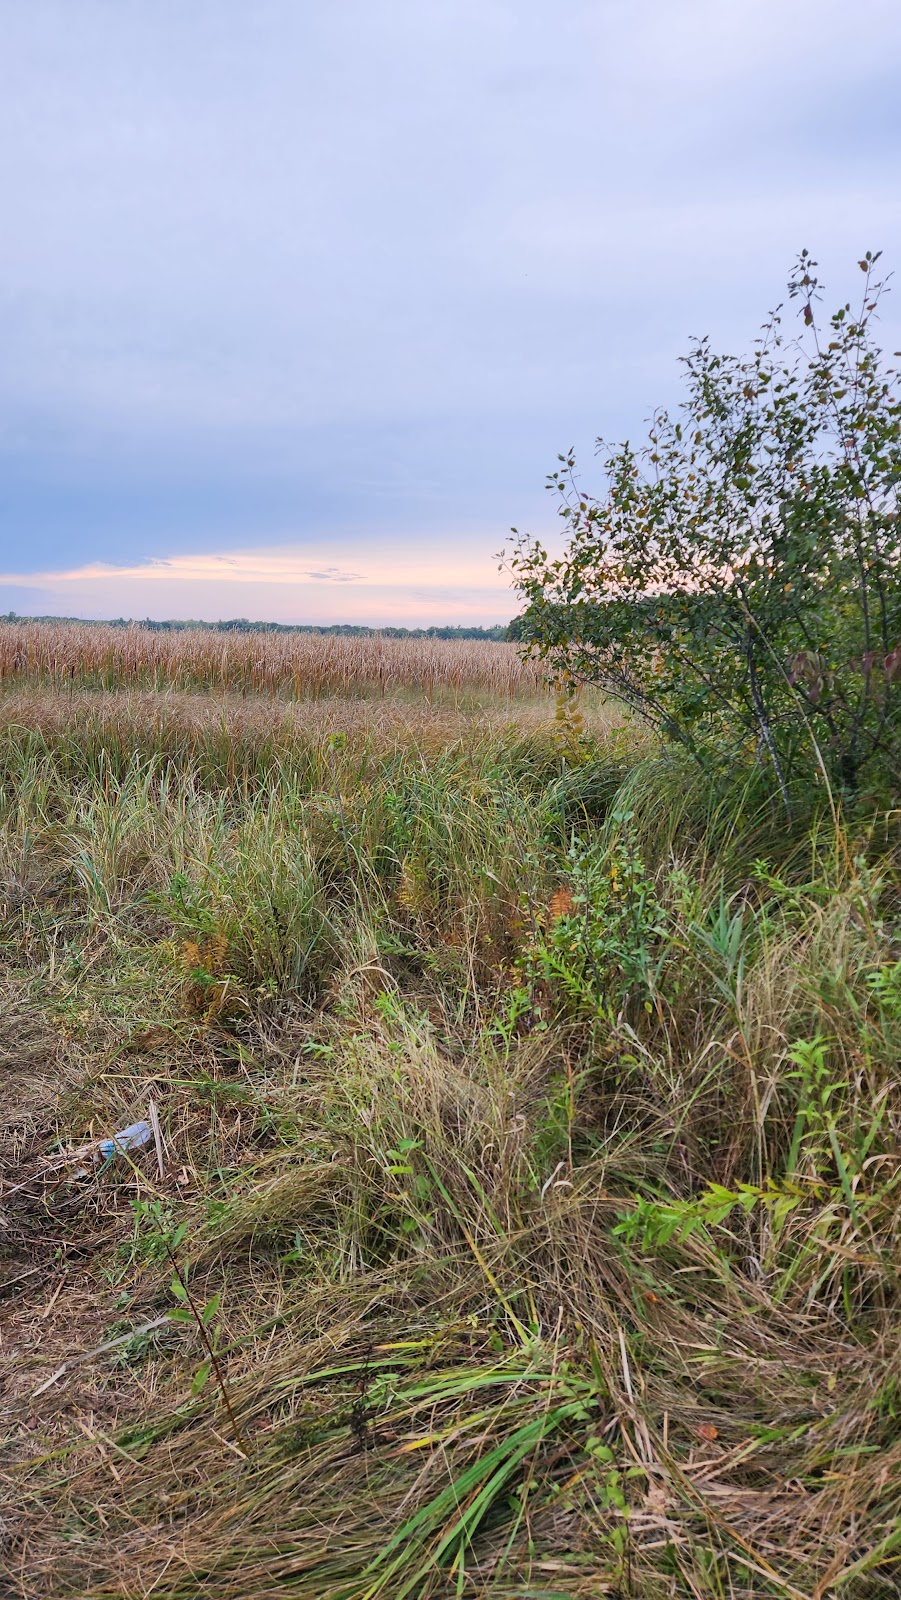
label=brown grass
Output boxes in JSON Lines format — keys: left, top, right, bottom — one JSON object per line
{"left": 0, "top": 671, "right": 898, "bottom": 1598}
{"left": 0, "top": 621, "right": 545, "bottom": 699}
{"left": 0, "top": 684, "right": 618, "bottom": 752}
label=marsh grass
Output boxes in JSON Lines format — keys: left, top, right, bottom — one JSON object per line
{"left": 1, "top": 683, "right": 899, "bottom": 1598}
{"left": 0, "top": 621, "right": 545, "bottom": 699}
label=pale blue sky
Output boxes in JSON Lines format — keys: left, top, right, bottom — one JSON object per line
{"left": 1, "top": 0, "right": 899, "bottom": 624}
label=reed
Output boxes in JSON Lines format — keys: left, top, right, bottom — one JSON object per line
{"left": 0, "top": 620, "right": 545, "bottom": 699}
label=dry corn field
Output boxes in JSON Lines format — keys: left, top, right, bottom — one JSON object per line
{"left": 0, "top": 620, "right": 545, "bottom": 699}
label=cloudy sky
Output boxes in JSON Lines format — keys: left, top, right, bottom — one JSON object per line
{"left": 1, "top": 0, "right": 899, "bottom": 626}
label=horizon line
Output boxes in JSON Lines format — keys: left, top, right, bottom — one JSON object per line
{"left": 0, "top": 611, "right": 516, "bottom": 635}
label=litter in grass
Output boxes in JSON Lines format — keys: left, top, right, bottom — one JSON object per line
{"left": 97, "top": 1121, "right": 153, "bottom": 1161}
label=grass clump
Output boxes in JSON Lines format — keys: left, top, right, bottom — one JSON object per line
{"left": 0, "top": 677, "right": 899, "bottom": 1598}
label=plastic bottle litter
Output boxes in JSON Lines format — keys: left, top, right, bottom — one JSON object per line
{"left": 98, "top": 1120, "right": 153, "bottom": 1160}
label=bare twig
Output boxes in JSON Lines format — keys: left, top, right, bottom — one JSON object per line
{"left": 32, "top": 1317, "right": 170, "bottom": 1396}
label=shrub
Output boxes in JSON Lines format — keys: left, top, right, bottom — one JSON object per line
{"left": 508, "top": 252, "right": 901, "bottom": 808}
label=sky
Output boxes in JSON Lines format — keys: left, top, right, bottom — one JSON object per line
{"left": 0, "top": 0, "right": 899, "bottom": 627}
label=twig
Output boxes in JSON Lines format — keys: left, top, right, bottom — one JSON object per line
{"left": 148, "top": 1097, "right": 165, "bottom": 1179}
{"left": 164, "top": 1244, "right": 250, "bottom": 1460}
{"left": 0, "top": 1265, "right": 45, "bottom": 1297}
{"left": 32, "top": 1317, "right": 170, "bottom": 1396}
{"left": 40, "top": 1275, "right": 66, "bottom": 1320}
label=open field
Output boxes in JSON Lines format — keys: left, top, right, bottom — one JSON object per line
{"left": 1, "top": 662, "right": 900, "bottom": 1598}
{"left": 0, "top": 621, "right": 544, "bottom": 699}
{"left": 0, "top": 684, "right": 620, "bottom": 765}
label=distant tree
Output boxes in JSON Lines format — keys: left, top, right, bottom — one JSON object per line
{"left": 6, "top": 614, "right": 513, "bottom": 642}
{"left": 507, "top": 252, "right": 901, "bottom": 805}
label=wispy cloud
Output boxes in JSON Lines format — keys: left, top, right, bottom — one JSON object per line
{"left": 0, "top": 542, "right": 509, "bottom": 590}
{"left": 0, "top": 541, "right": 515, "bottom": 626}
{"left": 0, "top": 553, "right": 364, "bottom": 587}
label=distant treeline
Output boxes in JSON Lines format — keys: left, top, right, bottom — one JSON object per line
{"left": 0, "top": 613, "right": 516, "bottom": 642}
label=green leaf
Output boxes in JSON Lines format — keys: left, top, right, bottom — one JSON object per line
{"left": 191, "top": 1361, "right": 212, "bottom": 1395}
{"left": 201, "top": 1293, "right": 221, "bottom": 1327}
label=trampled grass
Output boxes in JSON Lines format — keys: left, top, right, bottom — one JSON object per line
{"left": 1, "top": 666, "right": 899, "bottom": 1598}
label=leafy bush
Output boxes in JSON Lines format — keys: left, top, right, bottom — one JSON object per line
{"left": 525, "top": 810, "right": 667, "bottom": 1022}
{"left": 509, "top": 252, "right": 901, "bottom": 806}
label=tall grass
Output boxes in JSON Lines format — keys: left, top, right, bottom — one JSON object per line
{"left": 0, "top": 621, "right": 545, "bottom": 699}
{"left": 1, "top": 691, "right": 899, "bottom": 1598}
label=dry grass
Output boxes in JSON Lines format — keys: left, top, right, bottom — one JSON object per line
{"left": 0, "top": 621, "right": 545, "bottom": 699}
{"left": 0, "top": 678, "right": 899, "bottom": 1598}
{"left": 0, "top": 683, "right": 619, "bottom": 758}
